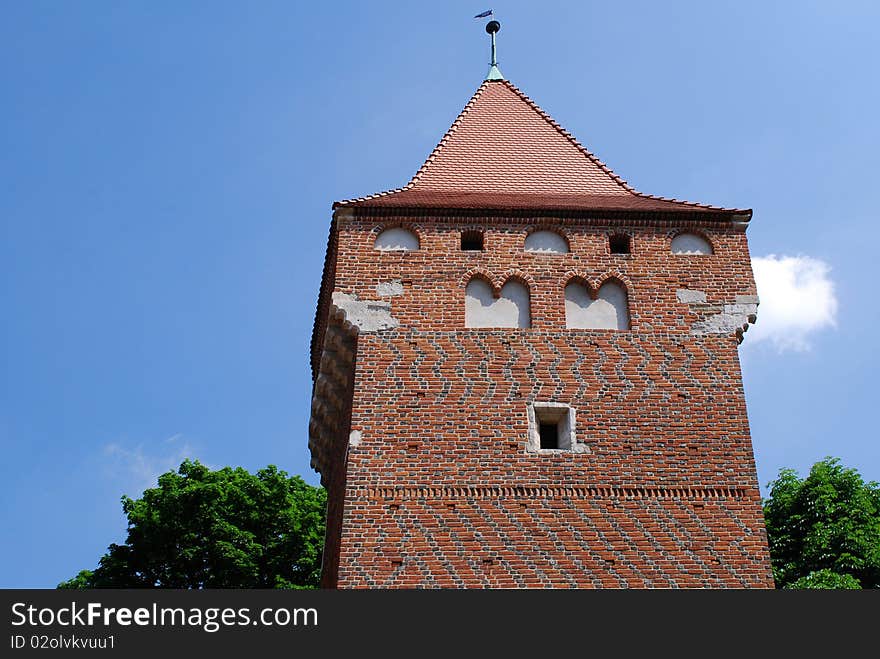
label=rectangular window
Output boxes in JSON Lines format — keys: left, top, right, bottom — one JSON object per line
{"left": 461, "top": 230, "right": 484, "bottom": 251}
{"left": 609, "top": 233, "right": 631, "bottom": 254}
{"left": 526, "top": 403, "right": 586, "bottom": 453}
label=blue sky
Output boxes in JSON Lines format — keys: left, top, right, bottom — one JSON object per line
{"left": 1, "top": 2, "right": 877, "bottom": 588}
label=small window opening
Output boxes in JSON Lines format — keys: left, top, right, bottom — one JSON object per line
{"left": 539, "top": 423, "right": 559, "bottom": 449}
{"left": 528, "top": 403, "right": 576, "bottom": 452}
{"left": 461, "top": 230, "right": 484, "bottom": 251}
{"left": 610, "top": 234, "right": 631, "bottom": 255}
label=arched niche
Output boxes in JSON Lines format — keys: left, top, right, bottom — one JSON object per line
{"left": 671, "top": 233, "right": 712, "bottom": 255}
{"left": 374, "top": 227, "right": 419, "bottom": 251}
{"left": 565, "top": 281, "right": 630, "bottom": 330}
{"left": 465, "top": 278, "right": 531, "bottom": 329}
{"left": 524, "top": 230, "right": 569, "bottom": 254}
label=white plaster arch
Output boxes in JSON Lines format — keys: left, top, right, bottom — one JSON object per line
{"left": 374, "top": 227, "right": 419, "bottom": 251}
{"left": 524, "top": 230, "right": 569, "bottom": 254}
{"left": 671, "top": 232, "right": 712, "bottom": 255}
{"left": 465, "top": 278, "right": 531, "bottom": 328}
{"left": 565, "top": 281, "right": 630, "bottom": 330}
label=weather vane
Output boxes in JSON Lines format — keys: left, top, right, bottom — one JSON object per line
{"left": 474, "top": 9, "right": 504, "bottom": 80}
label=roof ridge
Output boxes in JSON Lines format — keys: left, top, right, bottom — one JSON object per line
{"left": 405, "top": 80, "right": 492, "bottom": 188}
{"left": 332, "top": 81, "right": 492, "bottom": 210}
{"left": 497, "top": 79, "right": 636, "bottom": 195}
{"left": 496, "top": 80, "right": 745, "bottom": 213}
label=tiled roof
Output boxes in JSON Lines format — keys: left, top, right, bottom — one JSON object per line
{"left": 341, "top": 190, "right": 743, "bottom": 214}
{"left": 334, "top": 80, "right": 750, "bottom": 218}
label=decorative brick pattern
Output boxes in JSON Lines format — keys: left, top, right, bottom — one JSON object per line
{"left": 309, "top": 216, "right": 773, "bottom": 588}
{"left": 320, "top": 217, "right": 758, "bottom": 348}
{"left": 336, "top": 495, "right": 770, "bottom": 588}
{"left": 347, "top": 331, "right": 758, "bottom": 488}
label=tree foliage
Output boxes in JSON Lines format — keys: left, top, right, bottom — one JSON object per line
{"left": 785, "top": 569, "right": 861, "bottom": 590}
{"left": 763, "top": 457, "right": 880, "bottom": 589}
{"left": 59, "top": 460, "right": 326, "bottom": 589}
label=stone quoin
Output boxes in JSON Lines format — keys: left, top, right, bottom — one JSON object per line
{"left": 308, "top": 24, "right": 774, "bottom": 588}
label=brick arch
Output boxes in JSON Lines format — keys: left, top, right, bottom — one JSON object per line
{"left": 668, "top": 228, "right": 714, "bottom": 254}
{"left": 523, "top": 226, "right": 570, "bottom": 253}
{"left": 460, "top": 267, "right": 498, "bottom": 295}
{"left": 496, "top": 268, "right": 536, "bottom": 292}
{"left": 371, "top": 222, "right": 424, "bottom": 251}
{"left": 370, "top": 221, "right": 424, "bottom": 239}
{"left": 458, "top": 225, "right": 488, "bottom": 246}
{"left": 564, "top": 272, "right": 632, "bottom": 331}
{"left": 592, "top": 271, "right": 633, "bottom": 295}
{"left": 464, "top": 270, "right": 531, "bottom": 329}
{"left": 664, "top": 226, "right": 714, "bottom": 240}
{"left": 562, "top": 270, "right": 596, "bottom": 298}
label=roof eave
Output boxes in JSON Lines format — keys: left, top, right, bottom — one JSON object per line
{"left": 332, "top": 203, "right": 752, "bottom": 223}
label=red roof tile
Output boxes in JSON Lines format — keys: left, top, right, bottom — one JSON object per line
{"left": 335, "top": 80, "right": 750, "bottom": 218}
{"left": 343, "top": 190, "right": 744, "bottom": 214}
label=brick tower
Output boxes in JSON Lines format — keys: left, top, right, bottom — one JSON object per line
{"left": 309, "top": 24, "right": 774, "bottom": 588}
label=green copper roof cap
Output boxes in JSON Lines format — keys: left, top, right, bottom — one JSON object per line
{"left": 486, "top": 64, "right": 504, "bottom": 81}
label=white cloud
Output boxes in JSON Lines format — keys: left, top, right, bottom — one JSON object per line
{"left": 102, "top": 434, "right": 195, "bottom": 496}
{"left": 745, "top": 254, "right": 838, "bottom": 352}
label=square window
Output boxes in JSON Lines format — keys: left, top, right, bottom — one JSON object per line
{"left": 609, "top": 234, "right": 631, "bottom": 255}
{"left": 526, "top": 403, "right": 587, "bottom": 453}
{"left": 461, "top": 230, "right": 484, "bottom": 251}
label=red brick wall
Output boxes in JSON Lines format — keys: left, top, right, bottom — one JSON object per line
{"left": 331, "top": 214, "right": 756, "bottom": 334}
{"left": 314, "top": 211, "right": 773, "bottom": 588}
{"left": 336, "top": 495, "right": 771, "bottom": 588}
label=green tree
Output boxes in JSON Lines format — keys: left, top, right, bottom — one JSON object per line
{"left": 785, "top": 569, "right": 861, "bottom": 590}
{"left": 763, "top": 457, "right": 880, "bottom": 589}
{"left": 58, "top": 460, "right": 326, "bottom": 589}
{"left": 58, "top": 569, "right": 94, "bottom": 589}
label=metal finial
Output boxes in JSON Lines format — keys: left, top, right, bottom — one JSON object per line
{"left": 484, "top": 20, "right": 504, "bottom": 80}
